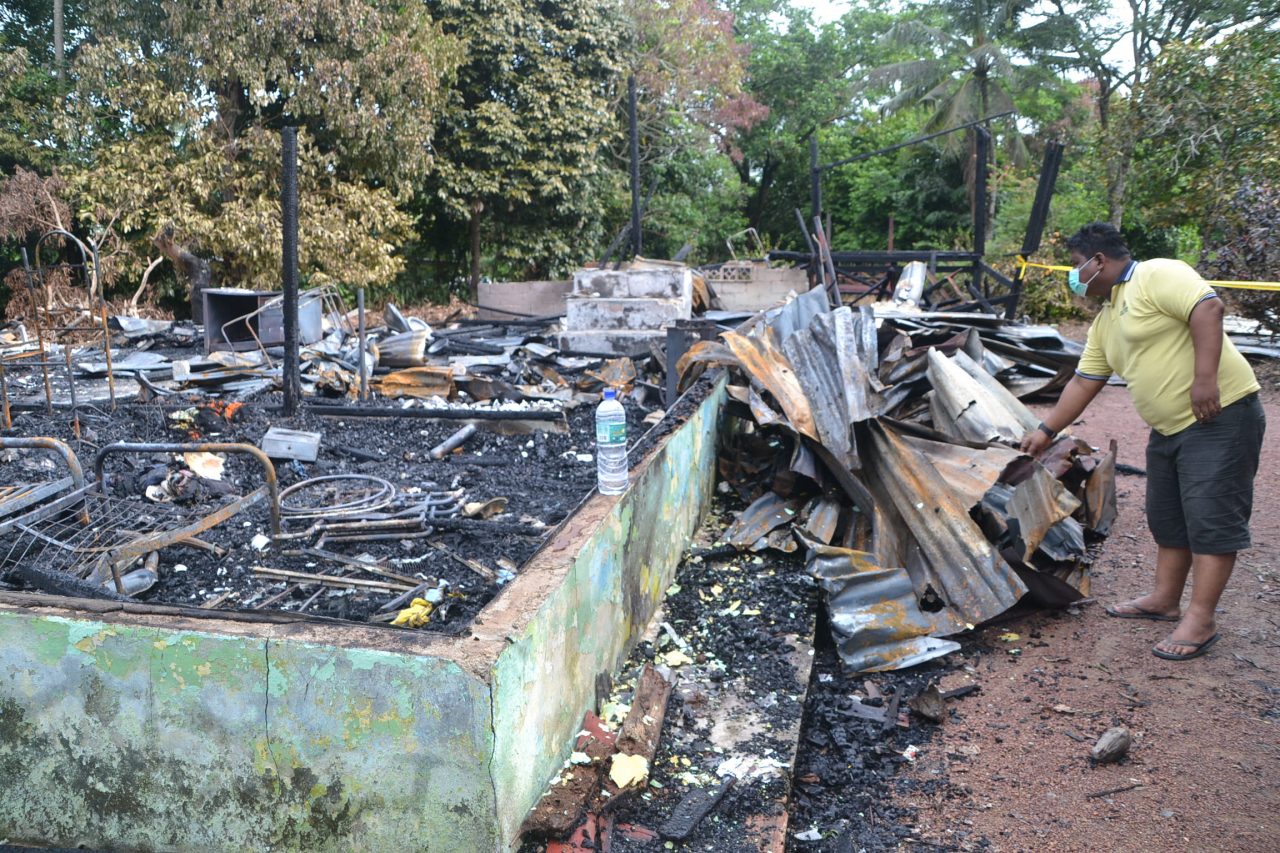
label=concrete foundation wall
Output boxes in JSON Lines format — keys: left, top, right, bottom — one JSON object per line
{"left": 477, "top": 280, "right": 571, "bottom": 320}
{"left": 565, "top": 296, "right": 686, "bottom": 331}
{"left": 0, "top": 378, "right": 727, "bottom": 852}
{"left": 0, "top": 616, "right": 495, "bottom": 851}
{"left": 489, "top": 378, "right": 724, "bottom": 846}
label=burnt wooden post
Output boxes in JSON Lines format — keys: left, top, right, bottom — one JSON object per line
{"left": 629, "top": 75, "right": 642, "bottom": 259}
{"left": 281, "top": 126, "right": 302, "bottom": 415}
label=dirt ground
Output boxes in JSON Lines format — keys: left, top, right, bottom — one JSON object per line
{"left": 901, "top": 380, "right": 1280, "bottom": 852}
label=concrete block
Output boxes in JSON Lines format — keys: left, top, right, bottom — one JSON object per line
{"left": 558, "top": 329, "right": 666, "bottom": 356}
{"left": 572, "top": 268, "right": 692, "bottom": 303}
{"left": 565, "top": 296, "right": 687, "bottom": 332}
{"left": 708, "top": 267, "right": 809, "bottom": 312}
{"left": 477, "top": 280, "right": 571, "bottom": 320}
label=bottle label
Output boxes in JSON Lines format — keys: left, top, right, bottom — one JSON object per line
{"left": 597, "top": 422, "right": 626, "bottom": 444}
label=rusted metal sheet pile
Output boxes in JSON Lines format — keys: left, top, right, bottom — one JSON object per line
{"left": 677, "top": 291, "right": 1115, "bottom": 672}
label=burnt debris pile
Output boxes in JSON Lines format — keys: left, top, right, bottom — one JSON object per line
{"left": 1, "top": 291, "right": 673, "bottom": 630}
{"left": 677, "top": 289, "right": 1116, "bottom": 672}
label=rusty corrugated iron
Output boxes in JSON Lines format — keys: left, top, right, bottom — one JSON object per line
{"left": 865, "top": 421, "right": 1026, "bottom": 626}
{"left": 806, "top": 543, "right": 961, "bottom": 672}
{"left": 925, "top": 349, "right": 1024, "bottom": 444}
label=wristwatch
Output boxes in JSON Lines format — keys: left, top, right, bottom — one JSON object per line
{"left": 1036, "top": 421, "right": 1057, "bottom": 439}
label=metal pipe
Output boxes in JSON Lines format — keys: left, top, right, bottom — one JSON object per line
{"left": 99, "top": 301, "right": 116, "bottom": 410}
{"left": 0, "top": 436, "right": 87, "bottom": 492}
{"left": 810, "top": 135, "right": 821, "bottom": 222}
{"left": 357, "top": 287, "right": 368, "bottom": 401}
{"left": 63, "top": 344, "right": 79, "bottom": 441}
{"left": 0, "top": 362, "right": 10, "bottom": 429}
{"left": 972, "top": 127, "right": 990, "bottom": 300}
{"left": 281, "top": 126, "right": 301, "bottom": 415}
{"left": 819, "top": 110, "right": 1015, "bottom": 172}
{"left": 429, "top": 424, "right": 477, "bottom": 460}
{"left": 628, "top": 74, "right": 642, "bottom": 259}
{"left": 306, "top": 403, "right": 564, "bottom": 422}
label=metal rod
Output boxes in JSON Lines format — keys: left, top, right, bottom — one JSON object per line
{"left": 253, "top": 566, "right": 413, "bottom": 592}
{"left": 429, "top": 424, "right": 477, "bottom": 460}
{"left": 281, "top": 125, "right": 301, "bottom": 415}
{"left": 973, "top": 127, "right": 990, "bottom": 299}
{"left": 99, "top": 301, "right": 116, "bottom": 411}
{"left": 63, "top": 344, "right": 79, "bottom": 442}
{"left": 357, "top": 287, "right": 368, "bottom": 401}
{"left": 306, "top": 403, "right": 564, "bottom": 422}
{"left": 810, "top": 135, "right": 821, "bottom": 222}
{"left": 629, "top": 74, "right": 642, "bottom": 259}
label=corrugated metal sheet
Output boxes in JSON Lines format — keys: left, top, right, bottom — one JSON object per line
{"left": 780, "top": 308, "right": 881, "bottom": 470}
{"left": 900, "top": 434, "right": 1022, "bottom": 509}
{"left": 866, "top": 422, "right": 1027, "bottom": 626}
{"left": 949, "top": 350, "right": 1040, "bottom": 433}
{"left": 720, "top": 331, "right": 818, "bottom": 441}
{"left": 926, "top": 349, "right": 1025, "bottom": 444}
{"left": 806, "top": 544, "right": 961, "bottom": 672}
{"left": 1007, "top": 467, "right": 1082, "bottom": 561}
{"left": 723, "top": 491, "right": 802, "bottom": 550}
{"left": 1085, "top": 440, "right": 1118, "bottom": 535}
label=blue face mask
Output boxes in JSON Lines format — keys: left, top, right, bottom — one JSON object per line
{"left": 1068, "top": 258, "right": 1101, "bottom": 296}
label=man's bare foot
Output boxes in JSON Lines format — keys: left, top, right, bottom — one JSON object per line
{"left": 1105, "top": 594, "right": 1180, "bottom": 621}
{"left": 1155, "top": 611, "right": 1218, "bottom": 658}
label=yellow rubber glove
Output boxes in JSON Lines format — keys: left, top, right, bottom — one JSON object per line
{"left": 391, "top": 598, "right": 434, "bottom": 628}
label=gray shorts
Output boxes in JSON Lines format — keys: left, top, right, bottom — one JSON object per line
{"left": 1146, "top": 393, "right": 1266, "bottom": 554}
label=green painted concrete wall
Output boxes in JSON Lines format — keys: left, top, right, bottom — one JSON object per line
{"left": 489, "top": 380, "right": 725, "bottom": 847}
{"left": 0, "top": 378, "right": 725, "bottom": 851}
{"left": 0, "top": 617, "right": 495, "bottom": 851}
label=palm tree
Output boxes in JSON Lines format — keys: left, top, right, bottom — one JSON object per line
{"left": 867, "top": 0, "right": 1031, "bottom": 140}
{"left": 862, "top": 0, "right": 1035, "bottom": 227}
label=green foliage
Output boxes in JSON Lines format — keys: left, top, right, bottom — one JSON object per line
{"left": 410, "top": 0, "right": 621, "bottom": 287}
{"left": 52, "top": 0, "right": 462, "bottom": 296}
{"left": 1130, "top": 26, "right": 1280, "bottom": 235}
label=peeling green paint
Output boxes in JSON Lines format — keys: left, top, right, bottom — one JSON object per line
{"left": 0, "top": 613, "right": 497, "bottom": 851}
{"left": 489, "top": 379, "right": 726, "bottom": 848}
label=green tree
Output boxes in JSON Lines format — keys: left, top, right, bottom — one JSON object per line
{"left": 865, "top": 1, "right": 1034, "bottom": 151}
{"left": 58, "top": 0, "right": 462, "bottom": 298}
{"left": 1024, "top": 0, "right": 1279, "bottom": 225}
{"left": 417, "top": 0, "right": 621, "bottom": 299}
{"left": 1129, "top": 26, "right": 1280, "bottom": 237}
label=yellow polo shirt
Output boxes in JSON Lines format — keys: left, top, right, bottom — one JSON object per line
{"left": 1076, "top": 258, "right": 1259, "bottom": 436}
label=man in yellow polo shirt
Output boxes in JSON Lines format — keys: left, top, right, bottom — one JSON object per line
{"left": 1020, "top": 222, "right": 1264, "bottom": 661}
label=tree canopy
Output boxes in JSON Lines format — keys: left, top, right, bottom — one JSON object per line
{"left": 0, "top": 0, "right": 1275, "bottom": 321}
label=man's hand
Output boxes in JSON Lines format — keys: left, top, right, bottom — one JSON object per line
{"left": 1190, "top": 376, "right": 1221, "bottom": 423}
{"left": 1019, "top": 429, "right": 1053, "bottom": 456}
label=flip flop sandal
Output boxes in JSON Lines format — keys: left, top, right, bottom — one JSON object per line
{"left": 1105, "top": 604, "right": 1179, "bottom": 622}
{"left": 1152, "top": 633, "right": 1220, "bottom": 661}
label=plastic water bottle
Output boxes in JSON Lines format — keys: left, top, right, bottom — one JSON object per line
{"left": 595, "top": 388, "right": 629, "bottom": 495}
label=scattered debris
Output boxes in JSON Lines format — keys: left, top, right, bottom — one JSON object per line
{"left": 908, "top": 684, "right": 947, "bottom": 723}
{"left": 1090, "top": 726, "right": 1133, "bottom": 764}
{"left": 657, "top": 778, "right": 733, "bottom": 841}
{"left": 260, "top": 427, "right": 321, "bottom": 462}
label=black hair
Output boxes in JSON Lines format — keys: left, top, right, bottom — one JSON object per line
{"left": 1066, "top": 222, "right": 1131, "bottom": 260}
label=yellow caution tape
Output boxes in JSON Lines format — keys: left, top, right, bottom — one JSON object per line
{"left": 1014, "top": 255, "right": 1280, "bottom": 292}
{"left": 1205, "top": 280, "right": 1280, "bottom": 292}
{"left": 1015, "top": 255, "right": 1073, "bottom": 274}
